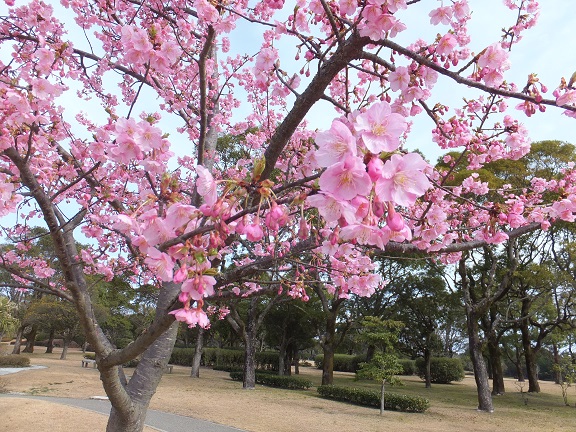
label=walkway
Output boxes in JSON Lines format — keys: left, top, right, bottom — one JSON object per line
{"left": 0, "top": 394, "right": 246, "bottom": 432}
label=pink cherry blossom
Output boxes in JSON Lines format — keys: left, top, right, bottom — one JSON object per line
{"left": 478, "top": 44, "right": 510, "bottom": 71}
{"left": 245, "top": 220, "right": 265, "bottom": 241}
{"left": 144, "top": 248, "right": 174, "bottom": 282}
{"left": 315, "top": 120, "right": 357, "bottom": 166}
{"left": 386, "top": 203, "right": 405, "bottom": 231}
{"left": 181, "top": 274, "right": 216, "bottom": 300}
{"left": 255, "top": 47, "right": 278, "bottom": 72}
{"left": 355, "top": 101, "right": 407, "bottom": 153}
{"left": 196, "top": 165, "right": 218, "bottom": 205}
{"left": 429, "top": 6, "right": 453, "bottom": 25}
{"left": 374, "top": 153, "right": 431, "bottom": 206}
{"left": 265, "top": 202, "right": 289, "bottom": 231}
{"left": 436, "top": 33, "right": 458, "bottom": 56}
{"left": 319, "top": 155, "right": 372, "bottom": 201}
{"left": 389, "top": 66, "right": 410, "bottom": 92}
{"left": 134, "top": 122, "right": 163, "bottom": 151}
{"left": 307, "top": 192, "right": 357, "bottom": 223}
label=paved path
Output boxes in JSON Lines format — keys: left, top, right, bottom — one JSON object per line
{"left": 0, "top": 394, "right": 246, "bottom": 432}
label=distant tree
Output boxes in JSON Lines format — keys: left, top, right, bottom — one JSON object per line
{"left": 25, "top": 298, "right": 82, "bottom": 359}
{"left": 0, "top": 296, "right": 18, "bottom": 342}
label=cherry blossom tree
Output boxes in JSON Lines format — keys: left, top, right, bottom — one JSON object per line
{"left": 1, "top": 0, "right": 576, "bottom": 430}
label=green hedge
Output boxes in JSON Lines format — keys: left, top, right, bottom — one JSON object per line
{"left": 314, "top": 354, "right": 366, "bottom": 372}
{"left": 415, "top": 357, "right": 464, "bottom": 384}
{"left": 399, "top": 359, "right": 416, "bottom": 375}
{"left": 0, "top": 355, "right": 30, "bottom": 367}
{"left": 229, "top": 371, "right": 313, "bottom": 390}
{"left": 317, "top": 385, "right": 429, "bottom": 413}
{"left": 170, "top": 348, "right": 279, "bottom": 370}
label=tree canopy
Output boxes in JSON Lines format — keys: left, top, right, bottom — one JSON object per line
{"left": 1, "top": 1, "right": 576, "bottom": 430}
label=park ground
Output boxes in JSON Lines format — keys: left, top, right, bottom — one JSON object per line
{"left": 1, "top": 343, "right": 575, "bottom": 432}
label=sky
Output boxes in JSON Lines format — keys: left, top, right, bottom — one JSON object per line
{"left": 1, "top": 0, "right": 573, "bottom": 160}
{"left": 295, "top": 0, "right": 576, "bottom": 162}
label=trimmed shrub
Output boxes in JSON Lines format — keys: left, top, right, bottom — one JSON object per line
{"left": 229, "top": 371, "right": 313, "bottom": 390}
{"left": 314, "top": 354, "right": 366, "bottom": 372}
{"left": 0, "top": 355, "right": 30, "bottom": 367}
{"left": 415, "top": 357, "right": 465, "bottom": 384}
{"left": 399, "top": 359, "right": 416, "bottom": 376}
{"left": 204, "top": 348, "right": 244, "bottom": 368}
{"left": 84, "top": 353, "right": 96, "bottom": 360}
{"left": 317, "top": 385, "right": 429, "bottom": 413}
{"left": 171, "top": 348, "right": 280, "bottom": 370}
{"left": 256, "top": 351, "right": 279, "bottom": 371}
{"left": 170, "top": 347, "right": 194, "bottom": 366}
{"left": 212, "top": 365, "right": 242, "bottom": 373}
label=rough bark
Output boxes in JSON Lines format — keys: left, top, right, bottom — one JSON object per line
{"left": 380, "top": 380, "right": 385, "bottom": 415}
{"left": 553, "top": 342, "right": 561, "bottom": 385}
{"left": 106, "top": 321, "right": 178, "bottom": 432}
{"left": 460, "top": 257, "right": 494, "bottom": 412}
{"left": 11, "top": 326, "right": 23, "bottom": 354}
{"left": 515, "top": 351, "right": 524, "bottom": 382}
{"left": 321, "top": 341, "right": 335, "bottom": 386}
{"left": 243, "top": 333, "right": 257, "bottom": 390}
{"left": 242, "top": 299, "right": 259, "bottom": 390}
{"left": 423, "top": 347, "right": 432, "bottom": 389}
{"left": 278, "top": 339, "right": 287, "bottom": 376}
{"left": 293, "top": 348, "right": 300, "bottom": 375}
{"left": 486, "top": 333, "right": 505, "bottom": 395}
{"left": 520, "top": 300, "right": 540, "bottom": 393}
{"left": 60, "top": 337, "right": 70, "bottom": 360}
{"left": 22, "top": 324, "right": 37, "bottom": 353}
{"left": 190, "top": 327, "right": 204, "bottom": 378}
{"left": 467, "top": 314, "right": 494, "bottom": 412}
{"left": 45, "top": 328, "right": 55, "bottom": 354}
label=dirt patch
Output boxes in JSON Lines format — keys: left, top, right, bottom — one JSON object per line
{"left": 0, "top": 344, "right": 572, "bottom": 432}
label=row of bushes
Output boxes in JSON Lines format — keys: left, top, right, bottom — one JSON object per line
{"left": 0, "top": 355, "right": 30, "bottom": 367}
{"left": 317, "top": 385, "right": 429, "bottom": 413}
{"left": 229, "top": 371, "right": 313, "bottom": 390}
{"left": 314, "top": 354, "right": 367, "bottom": 372}
{"left": 313, "top": 354, "right": 463, "bottom": 384}
{"left": 170, "top": 348, "right": 280, "bottom": 370}
{"left": 314, "top": 354, "right": 417, "bottom": 375}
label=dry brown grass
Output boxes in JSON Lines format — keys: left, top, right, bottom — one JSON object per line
{"left": 1, "top": 342, "right": 574, "bottom": 432}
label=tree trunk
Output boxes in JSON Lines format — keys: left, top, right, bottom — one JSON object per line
{"left": 11, "top": 326, "right": 24, "bottom": 354}
{"left": 487, "top": 335, "right": 505, "bottom": 395}
{"left": 243, "top": 335, "right": 257, "bottom": 389}
{"left": 380, "top": 380, "right": 385, "bottom": 415}
{"left": 278, "top": 335, "right": 288, "bottom": 376}
{"left": 242, "top": 300, "right": 258, "bottom": 390}
{"left": 321, "top": 310, "right": 337, "bottom": 385}
{"left": 106, "top": 321, "right": 179, "bottom": 432}
{"left": 513, "top": 344, "right": 524, "bottom": 381}
{"left": 22, "top": 324, "right": 37, "bottom": 353}
{"left": 293, "top": 349, "right": 300, "bottom": 375}
{"left": 523, "top": 346, "right": 540, "bottom": 393}
{"left": 467, "top": 314, "right": 494, "bottom": 412}
{"left": 321, "top": 342, "right": 335, "bottom": 386}
{"left": 424, "top": 347, "right": 432, "bottom": 389}
{"left": 45, "top": 328, "right": 55, "bottom": 354}
{"left": 190, "top": 327, "right": 204, "bottom": 378}
{"left": 60, "top": 337, "right": 70, "bottom": 360}
{"left": 519, "top": 301, "right": 540, "bottom": 393}
{"left": 553, "top": 342, "right": 561, "bottom": 385}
